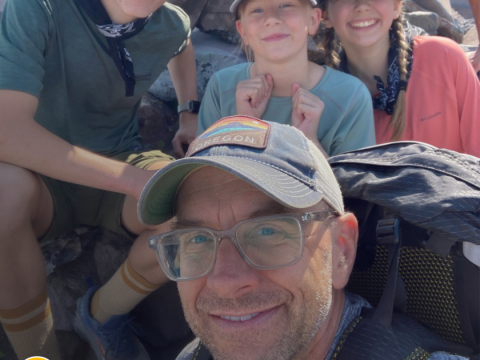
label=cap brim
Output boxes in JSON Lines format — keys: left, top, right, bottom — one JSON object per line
{"left": 138, "top": 156, "right": 323, "bottom": 226}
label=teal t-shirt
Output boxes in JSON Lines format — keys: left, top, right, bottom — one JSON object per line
{"left": 198, "top": 63, "right": 375, "bottom": 156}
{"left": 0, "top": 0, "right": 190, "bottom": 156}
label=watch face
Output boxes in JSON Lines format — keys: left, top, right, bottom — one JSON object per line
{"left": 178, "top": 101, "right": 201, "bottom": 114}
{"left": 190, "top": 101, "right": 201, "bottom": 114}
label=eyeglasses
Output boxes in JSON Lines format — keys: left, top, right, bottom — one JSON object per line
{"left": 148, "top": 211, "right": 335, "bottom": 281}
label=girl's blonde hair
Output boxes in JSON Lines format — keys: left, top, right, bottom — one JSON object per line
{"left": 319, "top": 1, "right": 410, "bottom": 141}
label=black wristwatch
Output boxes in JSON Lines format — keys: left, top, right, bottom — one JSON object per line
{"left": 177, "top": 100, "right": 201, "bottom": 114}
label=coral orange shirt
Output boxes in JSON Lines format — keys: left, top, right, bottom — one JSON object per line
{"left": 374, "top": 36, "right": 480, "bottom": 157}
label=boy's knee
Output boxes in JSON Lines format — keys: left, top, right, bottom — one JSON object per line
{"left": 0, "top": 162, "right": 45, "bottom": 223}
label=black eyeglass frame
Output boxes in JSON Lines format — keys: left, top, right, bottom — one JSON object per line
{"left": 148, "top": 211, "right": 337, "bottom": 282}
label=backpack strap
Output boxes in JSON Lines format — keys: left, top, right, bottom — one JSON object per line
{"left": 333, "top": 310, "right": 473, "bottom": 360}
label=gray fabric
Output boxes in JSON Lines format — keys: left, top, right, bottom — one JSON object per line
{"left": 175, "top": 293, "right": 466, "bottom": 360}
{"left": 329, "top": 142, "right": 480, "bottom": 246}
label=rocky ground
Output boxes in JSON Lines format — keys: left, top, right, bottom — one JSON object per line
{"left": 0, "top": 0, "right": 478, "bottom": 359}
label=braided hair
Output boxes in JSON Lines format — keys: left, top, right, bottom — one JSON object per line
{"left": 318, "top": 0, "right": 340, "bottom": 69}
{"left": 318, "top": 0, "right": 409, "bottom": 141}
{"left": 322, "top": 27, "right": 341, "bottom": 69}
{"left": 389, "top": 15, "right": 409, "bottom": 141}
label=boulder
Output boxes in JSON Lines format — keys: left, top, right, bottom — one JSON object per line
{"left": 196, "top": 0, "right": 239, "bottom": 44}
{"left": 169, "top": 0, "right": 209, "bottom": 28}
{"left": 412, "top": 0, "right": 454, "bottom": 23}
{"left": 149, "top": 30, "right": 247, "bottom": 103}
{"left": 463, "top": 26, "right": 479, "bottom": 45}
{"left": 404, "top": 0, "right": 464, "bottom": 42}
{"left": 438, "top": 17, "right": 464, "bottom": 42}
{"left": 137, "top": 93, "right": 179, "bottom": 156}
{"left": 404, "top": 11, "right": 440, "bottom": 35}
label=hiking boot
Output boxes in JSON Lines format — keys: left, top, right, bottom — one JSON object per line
{"left": 73, "top": 286, "right": 149, "bottom": 360}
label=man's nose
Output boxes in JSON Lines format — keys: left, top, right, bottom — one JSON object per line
{"left": 206, "top": 238, "right": 260, "bottom": 299}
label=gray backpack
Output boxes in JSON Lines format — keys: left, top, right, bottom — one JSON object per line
{"left": 329, "top": 142, "right": 480, "bottom": 358}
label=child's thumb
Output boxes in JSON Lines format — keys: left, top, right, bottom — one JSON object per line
{"left": 266, "top": 73, "right": 274, "bottom": 87}
{"left": 292, "top": 83, "right": 300, "bottom": 95}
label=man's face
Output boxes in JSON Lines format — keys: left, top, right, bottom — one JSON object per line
{"left": 175, "top": 167, "right": 339, "bottom": 360}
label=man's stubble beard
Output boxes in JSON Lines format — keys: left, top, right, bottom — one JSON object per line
{"left": 182, "top": 248, "right": 333, "bottom": 360}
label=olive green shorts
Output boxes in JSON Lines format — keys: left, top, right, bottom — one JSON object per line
{"left": 38, "top": 150, "right": 173, "bottom": 243}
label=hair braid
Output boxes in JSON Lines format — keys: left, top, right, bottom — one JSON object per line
{"left": 321, "top": 27, "right": 340, "bottom": 69}
{"left": 389, "top": 16, "right": 410, "bottom": 141}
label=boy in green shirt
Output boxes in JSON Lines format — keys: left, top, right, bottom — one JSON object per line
{"left": 0, "top": 0, "right": 198, "bottom": 358}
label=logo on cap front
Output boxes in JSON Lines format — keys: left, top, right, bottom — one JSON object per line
{"left": 187, "top": 116, "right": 270, "bottom": 157}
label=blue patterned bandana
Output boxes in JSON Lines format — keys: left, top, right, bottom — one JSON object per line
{"left": 340, "top": 22, "right": 424, "bottom": 115}
{"left": 75, "top": 0, "right": 152, "bottom": 97}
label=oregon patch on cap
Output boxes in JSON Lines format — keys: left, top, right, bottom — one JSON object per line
{"left": 186, "top": 116, "right": 270, "bottom": 157}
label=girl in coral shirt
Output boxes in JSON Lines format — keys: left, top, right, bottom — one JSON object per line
{"left": 318, "top": 0, "right": 480, "bottom": 157}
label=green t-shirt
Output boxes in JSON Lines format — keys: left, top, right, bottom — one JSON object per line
{"left": 0, "top": 0, "right": 190, "bottom": 156}
{"left": 198, "top": 63, "right": 376, "bottom": 156}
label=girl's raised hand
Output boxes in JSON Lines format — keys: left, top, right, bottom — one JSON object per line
{"left": 291, "top": 83, "right": 325, "bottom": 142}
{"left": 236, "top": 74, "right": 274, "bottom": 119}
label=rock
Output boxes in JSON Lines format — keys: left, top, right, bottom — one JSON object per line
{"left": 463, "top": 26, "right": 479, "bottom": 45}
{"left": 46, "top": 227, "right": 126, "bottom": 332}
{"left": 44, "top": 227, "right": 190, "bottom": 360}
{"left": 451, "top": 0, "right": 474, "bottom": 19}
{"left": 404, "top": 0, "right": 428, "bottom": 12}
{"left": 404, "top": 11, "right": 440, "bottom": 35}
{"left": 196, "top": 0, "right": 239, "bottom": 44}
{"left": 412, "top": 0, "right": 454, "bottom": 23}
{"left": 438, "top": 17, "right": 464, "bottom": 42}
{"left": 137, "top": 93, "right": 179, "bottom": 156}
{"left": 149, "top": 30, "right": 247, "bottom": 103}
{"left": 403, "top": 0, "right": 465, "bottom": 42}
{"left": 169, "top": 0, "right": 209, "bottom": 28}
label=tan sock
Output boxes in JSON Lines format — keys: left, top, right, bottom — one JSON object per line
{"left": 91, "top": 258, "right": 160, "bottom": 324}
{"left": 0, "top": 288, "right": 61, "bottom": 360}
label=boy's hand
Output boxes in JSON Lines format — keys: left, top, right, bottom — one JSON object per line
{"left": 236, "top": 74, "right": 274, "bottom": 119}
{"left": 172, "top": 112, "right": 198, "bottom": 158}
{"left": 291, "top": 83, "right": 324, "bottom": 143}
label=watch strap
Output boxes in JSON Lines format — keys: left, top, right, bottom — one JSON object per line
{"left": 178, "top": 100, "right": 201, "bottom": 114}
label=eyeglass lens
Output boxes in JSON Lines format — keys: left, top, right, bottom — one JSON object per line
{"left": 159, "top": 216, "right": 303, "bottom": 280}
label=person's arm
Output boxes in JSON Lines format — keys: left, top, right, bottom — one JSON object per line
{"left": 467, "top": 0, "right": 480, "bottom": 72}
{"left": 0, "top": 90, "right": 158, "bottom": 200}
{"left": 168, "top": 38, "right": 199, "bottom": 157}
{"left": 329, "top": 83, "right": 376, "bottom": 156}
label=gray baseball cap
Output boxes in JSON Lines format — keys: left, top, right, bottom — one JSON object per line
{"left": 138, "top": 116, "right": 344, "bottom": 226}
{"left": 230, "top": 0, "right": 318, "bottom": 15}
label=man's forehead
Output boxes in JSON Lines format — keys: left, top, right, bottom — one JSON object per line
{"left": 174, "top": 167, "right": 294, "bottom": 225}
{"left": 173, "top": 201, "right": 293, "bottom": 229}
{"left": 177, "top": 166, "right": 246, "bottom": 197}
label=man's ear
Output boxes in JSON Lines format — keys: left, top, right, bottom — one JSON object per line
{"left": 236, "top": 19, "right": 250, "bottom": 46}
{"left": 331, "top": 213, "right": 358, "bottom": 290}
{"left": 308, "top": 8, "right": 323, "bottom": 35}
